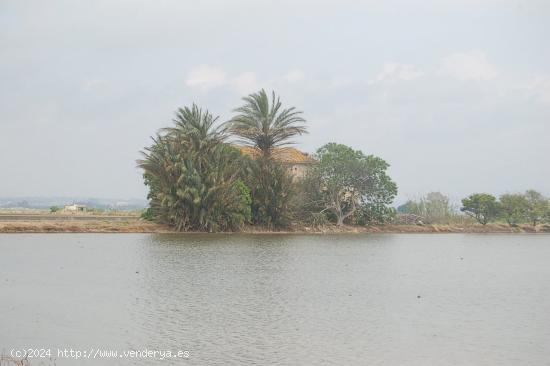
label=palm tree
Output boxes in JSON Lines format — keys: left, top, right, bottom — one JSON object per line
{"left": 229, "top": 90, "right": 307, "bottom": 227}
{"left": 137, "top": 105, "right": 251, "bottom": 232}
{"left": 229, "top": 89, "right": 307, "bottom": 158}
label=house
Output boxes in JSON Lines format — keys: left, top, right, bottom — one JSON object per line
{"left": 64, "top": 204, "right": 87, "bottom": 212}
{"left": 238, "top": 146, "right": 316, "bottom": 180}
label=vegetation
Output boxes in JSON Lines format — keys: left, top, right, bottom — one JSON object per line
{"left": 524, "top": 190, "right": 549, "bottom": 226}
{"left": 296, "top": 143, "right": 397, "bottom": 226}
{"left": 138, "top": 105, "right": 251, "bottom": 232}
{"left": 460, "top": 193, "right": 500, "bottom": 225}
{"left": 139, "top": 90, "right": 399, "bottom": 232}
{"left": 499, "top": 193, "right": 529, "bottom": 226}
{"left": 398, "top": 192, "right": 458, "bottom": 224}
{"left": 229, "top": 89, "right": 307, "bottom": 228}
{"left": 458, "top": 190, "right": 550, "bottom": 226}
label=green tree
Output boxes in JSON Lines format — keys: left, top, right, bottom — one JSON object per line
{"left": 460, "top": 193, "right": 499, "bottom": 225}
{"left": 310, "top": 143, "right": 397, "bottom": 226}
{"left": 499, "top": 193, "right": 529, "bottom": 226}
{"left": 229, "top": 89, "right": 307, "bottom": 157}
{"left": 229, "top": 90, "right": 307, "bottom": 227}
{"left": 138, "top": 104, "right": 251, "bottom": 232}
{"left": 524, "top": 189, "right": 549, "bottom": 226}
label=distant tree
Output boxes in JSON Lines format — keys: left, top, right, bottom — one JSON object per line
{"left": 423, "top": 192, "right": 453, "bottom": 223}
{"left": 397, "top": 200, "right": 419, "bottom": 214}
{"left": 499, "top": 193, "right": 529, "bottom": 226}
{"left": 524, "top": 190, "right": 549, "bottom": 226}
{"left": 229, "top": 89, "right": 307, "bottom": 227}
{"left": 310, "top": 143, "right": 397, "bottom": 226}
{"left": 396, "top": 192, "right": 455, "bottom": 224}
{"left": 460, "top": 193, "right": 499, "bottom": 225}
{"left": 49, "top": 206, "right": 61, "bottom": 213}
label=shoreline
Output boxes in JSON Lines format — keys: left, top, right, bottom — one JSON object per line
{"left": 0, "top": 219, "right": 549, "bottom": 234}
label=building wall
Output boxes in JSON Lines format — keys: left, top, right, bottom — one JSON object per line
{"left": 287, "top": 164, "right": 312, "bottom": 180}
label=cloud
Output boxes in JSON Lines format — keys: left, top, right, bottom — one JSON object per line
{"left": 185, "top": 65, "right": 227, "bottom": 90}
{"left": 439, "top": 50, "right": 498, "bottom": 81}
{"left": 283, "top": 69, "right": 305, "bottom": 83}
{"left": 369, "top": 63, "right": 423, "bottom": 84}
{"left": 231, "top": 72, "right": 259, "bottom": 94}
{"left": 524, "top": 74, "right": 550, "bottom": 104}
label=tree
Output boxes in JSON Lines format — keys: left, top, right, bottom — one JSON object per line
{"left": 397, "top": 200, "right": 420, "bottom": 214}
{"left": 138, "top": 104, "right": 251, "bottom": 232}
{"left": 460, "top": 193, "right": 499, "bottom": 225}
{"left": 524, "top": 190, "right": 549, "bottom": 226}
{"left": 229, "top": 89, "right": 307, "bottom": 157}
{"left": 310, "top": 143, "right": 397, "bottom": 226}
{"left": 398, "top": 192, "right": 455, "bottom": 224}
{"left": 229, "top": 90, "right": 307, "bottom": 227}
{"left": 499, "top": 193, "right": 529, "bottom": 226}
{"left": 423, "top": 192, "right": 453, "bottom": 223}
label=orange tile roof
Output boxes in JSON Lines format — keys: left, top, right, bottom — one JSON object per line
{"left": 238, "top": 146, "right": 316, "bottom": 164}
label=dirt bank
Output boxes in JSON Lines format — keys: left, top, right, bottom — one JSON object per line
{"left": 1, "top": 220, "right": 549, "bottom": 234}
{"left": 0, "top": 220, "right": 170, "bottom": 233}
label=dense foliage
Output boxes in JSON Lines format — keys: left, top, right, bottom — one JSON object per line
{"left": 298, "top": 143, "right": 397, "bottom": 226}
{"left": 460, "top": 193, "right": 500, "bottom": 225}
{"left": 458, "top": 190, "right": 550, "bottom": 226}
{"left": 139, "top": 90, "right": 400, "bottom": 231}
{"left": 499, "top": 193, "right": 529, "bottom": 226}
{"left": 229, "top": 89, "right": 307, "bottom": 228}
{"left": 137, "top": 105, "right": 251, "bottom": 232}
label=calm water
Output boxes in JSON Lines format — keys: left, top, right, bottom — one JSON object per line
{"left": 1, "top": 234, "right": 549, "bottom": 365}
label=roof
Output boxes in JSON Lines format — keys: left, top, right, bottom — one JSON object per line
{"left": 238, "top": 146, "right": 316, "bottom": 164}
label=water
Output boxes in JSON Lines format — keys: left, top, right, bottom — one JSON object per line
{"left": 1, "top": 234, "right": 549, "bottom": 365}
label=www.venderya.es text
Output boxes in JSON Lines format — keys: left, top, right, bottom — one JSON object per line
{"left": 10, "top": 348, "right": 190, "bottom": 360}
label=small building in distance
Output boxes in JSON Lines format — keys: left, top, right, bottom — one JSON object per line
{"left": 63, "top": 204, "right": 87, "bottom": 213}
{"left": 238, "top": 146, "right": 316, "bottom": 180}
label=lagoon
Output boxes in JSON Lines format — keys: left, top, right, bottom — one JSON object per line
{"left": 1, "top": 234, "right": 549, "bottom": 365}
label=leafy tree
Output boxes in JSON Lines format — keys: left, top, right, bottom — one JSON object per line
{"left": 138, "top": 104, "right": 251, "bottom": 232}
{"left": 49, "top": 206, "right": 61, "bottom": 213}
{"left": 309, "top": 143, "right": 397, "bottom": 226}
{"left": 524, "top": 189, "right": 549, "bottom": 226}
{"left": 357, "top": 204, "right": 396, "bottom": 225}
{"left": 229, "top": 90, "right": 307, "bottom": 227}
{"left": 499, "top": 193, "right": 529, "bottom": 226}
{"left": 460, "top": 193, "right": 499, "bottom": 225}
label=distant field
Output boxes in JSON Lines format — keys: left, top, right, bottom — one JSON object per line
{"left": 0, "top": 208, "right": 140, "bottom": 218}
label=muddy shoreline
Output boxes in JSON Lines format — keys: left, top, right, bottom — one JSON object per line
{"left": 1, "top": 219, "right": 549, "bottom": 234}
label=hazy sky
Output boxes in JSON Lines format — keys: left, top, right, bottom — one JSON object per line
{"left": 1, "top": 0, "right": 549, "bottom": 203}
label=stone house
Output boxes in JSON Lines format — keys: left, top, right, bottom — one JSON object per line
{"left": 238, "top": 146, "right": 316, "bottom": 180}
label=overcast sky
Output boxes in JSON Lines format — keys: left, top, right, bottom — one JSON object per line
{"left": 1, "top": 0, "right": 549, "bottom": 203}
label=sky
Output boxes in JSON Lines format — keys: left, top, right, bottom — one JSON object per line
{"left": 1, "top": 0, "right": 549, "bottom": 204}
